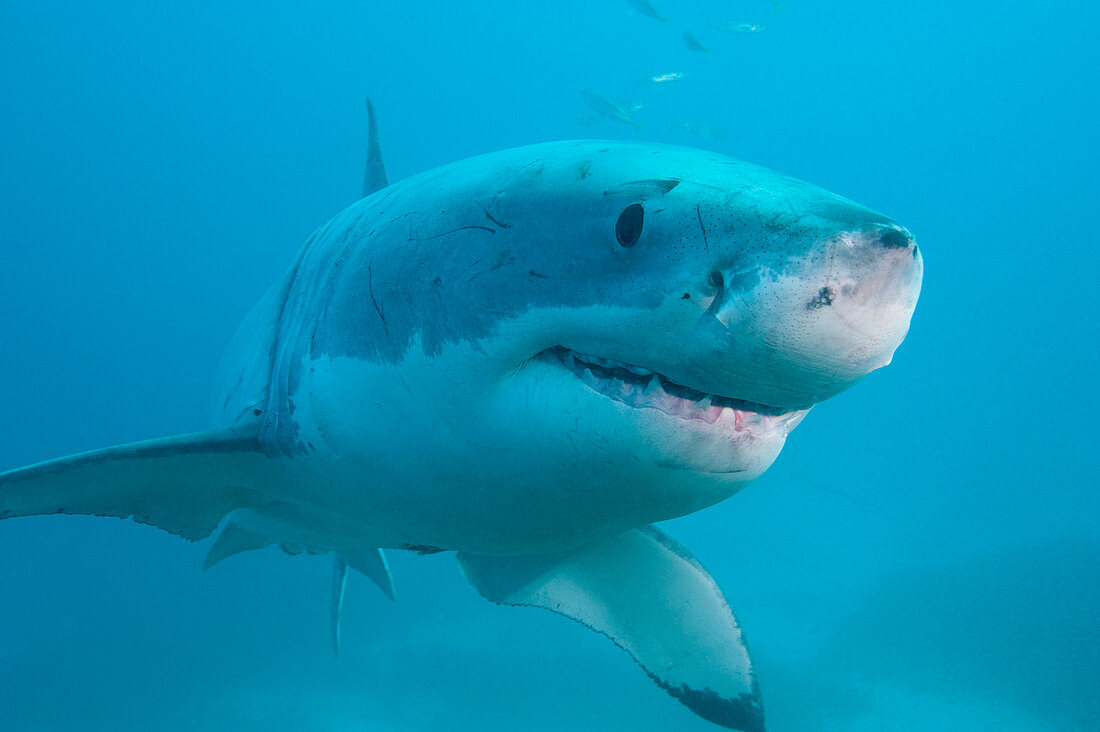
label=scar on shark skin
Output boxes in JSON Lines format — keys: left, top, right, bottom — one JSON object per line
{"left": 697, "top": 204, "right": 710, "bottom": 251}
{"left": 367, "top": 263, "right": 388, "bottom": 333}
{"left": 408, "top": 225, "right": 496, "bottom": 242}
{"left": 483, "top": 208, "right": 513, "bottom": 229}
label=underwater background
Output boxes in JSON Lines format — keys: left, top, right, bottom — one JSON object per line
{"left": 0, "top": 1, "right": 1096, "bottom": 730}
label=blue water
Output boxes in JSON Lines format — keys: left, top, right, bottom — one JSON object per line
{"left": 1, "top": 1, "right": 1096, "bottom": 730}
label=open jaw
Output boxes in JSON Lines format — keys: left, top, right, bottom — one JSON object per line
{"left": 540, "top": 346, "right": 808, "bottom": 434}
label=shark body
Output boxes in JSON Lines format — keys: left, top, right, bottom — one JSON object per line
{"left": 0, "top": 102, "right": 922, "bottom": 730}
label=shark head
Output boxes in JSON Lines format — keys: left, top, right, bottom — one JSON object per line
{"left": 300, "top": 140, "right": 922, "bottom": 550}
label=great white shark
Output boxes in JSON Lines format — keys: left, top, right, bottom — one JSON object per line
{"left": 0, "top": 100, "right": 922, "bottom": 731}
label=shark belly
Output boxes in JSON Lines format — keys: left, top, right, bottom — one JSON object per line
{"left": 300, "top": 329, "right": 771, "bottom": 556}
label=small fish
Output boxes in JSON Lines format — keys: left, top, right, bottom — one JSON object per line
{"left": 626, "top": 0, "right": 669, "bottom": 23}
{"left": 581, "top": 90, "right": 643, "bottom": 128}
{"left": 710, "top": 21, "right": 767, "bottom": 34}
{"left": 640, "top": 72, "right": 687, "bottom": 84}
{"left": 682, "top": 30, "right": 712, "bottom": 54}
{"left": 763, "top": 0, "right": 789, "bottom": 15}
{"left": 669, "top": 122, "right": 727, "bottom": 140}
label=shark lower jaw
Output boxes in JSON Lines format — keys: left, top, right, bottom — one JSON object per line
{"left": 540, "top": 346, "right": 808, "bottom": 435}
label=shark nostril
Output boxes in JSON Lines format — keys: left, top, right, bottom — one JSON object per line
{"left": 807, "top": 286, "right": 834, "bottom": 310}
{"left": 880, "top": 229, "right": 912, "bottom": 249}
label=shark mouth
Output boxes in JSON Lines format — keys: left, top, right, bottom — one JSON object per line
{"left": 542, "top": 346, "right": 807, "bottom": 433}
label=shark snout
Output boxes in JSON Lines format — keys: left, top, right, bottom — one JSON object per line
{"left": 805, "top": 222, "right": 922, "bottom": 387}
{"left": 827, "top": 224, "right": 923, "bottom": 326}
{"left": 682, "top": 222, "right": 923, "bottom": 410}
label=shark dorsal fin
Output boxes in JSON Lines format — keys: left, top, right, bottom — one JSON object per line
{"left": 362, "top": 98, "right": 388, "bottom": 197}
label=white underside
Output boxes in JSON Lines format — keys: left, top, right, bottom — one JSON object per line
{"left": 248, "top": 302, "right": 801, "bottom": 556}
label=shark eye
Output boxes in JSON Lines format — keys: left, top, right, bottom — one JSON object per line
{"left": 615, "top": 203, "right": 644, "bottom": 247}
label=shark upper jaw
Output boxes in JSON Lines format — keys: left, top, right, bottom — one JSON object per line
{"left": 541, "top": 346, "right": 809, "bottom": 435}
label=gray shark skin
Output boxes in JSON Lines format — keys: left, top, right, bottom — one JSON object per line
{"left": 0, "top": 105, "right": 922, "bottom": 731}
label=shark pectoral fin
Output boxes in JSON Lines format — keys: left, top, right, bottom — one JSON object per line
{"left": 0, "top": 429, "right": 271, "bottom": 542}
{"left": 457, "top": 527, "right": 764, "bottom": 732}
